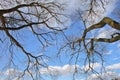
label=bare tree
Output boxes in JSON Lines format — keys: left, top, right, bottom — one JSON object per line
{"left": 58, "top": 0, "right": 120, "bottom": 80}
{"left": 0, "top": 0, "right": 120, "bottom": 80}
{"left": 0, "top": 0, "right": 65, "bottom": 80}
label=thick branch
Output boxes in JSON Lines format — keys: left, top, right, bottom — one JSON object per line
{"left": 86, "top": 17, "right": 120, "bottom": 32}
{"left": 72, "top": 34, "right": 120, "bottom": 51}
{"left": 0, "top": 22, "right": 44, "bottom": 30}
{"left": 93, "top": 35, "right": 120, "bottom": 43}
{"left": 76, "top": 35, "right": 120, "bottom": 43}
{"left": 82, "top": 17, "right": 120, "bottom": 41}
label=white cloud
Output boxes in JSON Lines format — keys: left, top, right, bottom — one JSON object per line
{"left": 97, "top": 30, "right": 110, "bottom": 38}
{"left": 40, "top": 64, "right": 80, "bottom": 76}
{"left": 103, "top": 0, "right": 118, "bottom": 16}
{"left": 39, "top": 63, "right": 102, "bottom": 76}
{"left": 1, "top": 0, "right": 118, "bottom": 29}
{"left": 106, "top": 63, "right": 120, "bottom": 70}
{"left": 83, "top": 63, "right": 101, "bottom": 71}
{"left": 2, "top": 63, "right": 120, "bottom": 79}
{"left": 58, "top": 0, "right": 118, "bottom": 26}
{"left": 105, "top": 50, "right": 113, "bottom": 55}
{"left": 4, "top": 68, "right": 21, "bottom": 76}
{"left": 61, "top": 0, "right": 117, "bottom": 16}
{"left": 87, "top": 63, "right": 120, "bottom": 80}
{"left": 97, "top": 28, "right": 117, "bottom": 38}
{"left": 88, "top": 72, "right": 120, "bottom": 80}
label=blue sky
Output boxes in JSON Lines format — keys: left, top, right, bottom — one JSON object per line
{"left": 0, "top": 0, "right": 120, "bottom": 80}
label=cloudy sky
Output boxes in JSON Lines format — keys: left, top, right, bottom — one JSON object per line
{"left": 0, "top": 0, "right": 120, "bottom": 80}
{"left": 43, "top": 0, "right": 120, "bottom": 80}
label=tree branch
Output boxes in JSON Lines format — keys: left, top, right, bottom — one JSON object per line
{"left": 84, "top": 17, "right": 120, "bottom": 37}
{"left": 72, "top": 17, "right": 120, "bottom": 52}
{"left": 87, "top": 17, "right": 120, "bottom": 32}
{"left": 76, "top": 35, "right": 120, "bottom": 43}
{"left": 0, "top": 2, "right": 40, "bottom": 14}
{"left": 94, "top": 35, "right": 120, "bottom": 43}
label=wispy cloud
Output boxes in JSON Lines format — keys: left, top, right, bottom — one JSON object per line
{"left": 88, "top": 71, "right": 120, "bottom": 80}
{"left": 39, "top": 64, "right": 80, "bottom": 76}
{"left": 83, "top": 63, "right": 101, "bottom": 71}
{"left": 4, "top": 68, "right": 21, "bottom": 76}
{"left": 97, "top": 28, "right": 117, "bottom": 38}
{"left": 56, "top": 0, "right": 118, "bottom": 27}
{"left": 88, "top": 63, "right": 120, "bottom": 80}
{"left": 1, "top": 63, "right": 120, "bottom": 79}
{"left": 113, "top": 57, "right": 120, "bottom": 60}
{"left": 106, "top": 63, "right": 120, "bottom": 70}
{"left": 118, "top": 43, "right": 120, "bottom": 48}
{"left": 63, "top": 0, "right": 117, "bottom": 22}
{"left": 39, "top": 63, "right": 101, "bottom": 76}
{"left": 60, "top": 0, "right": 118, "bottom": 15}
{"left": 105, "top": 50, "right": 113, "bottom": 55}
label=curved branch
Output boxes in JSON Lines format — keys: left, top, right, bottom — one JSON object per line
{"left": 93, "top": 35, "right": 120, "bottom": 43}
{"left": 0, "top": 22, "right": 44, "bottom": 30}
{"left": 82, "top": 17, "right": 120, "bottom": 41}
{"left": 76, "top": 34, "right": 120, "bottom": 43}
{"left": 73, "top": 17, "right": 120, "bottom": 50}
{"left": 86, "top": 17, "right": 120, "bottom": 32}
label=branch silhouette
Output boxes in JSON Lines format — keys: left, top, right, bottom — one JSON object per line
{"left": 78, "top": 17, "right": 120, "bottom": 43}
